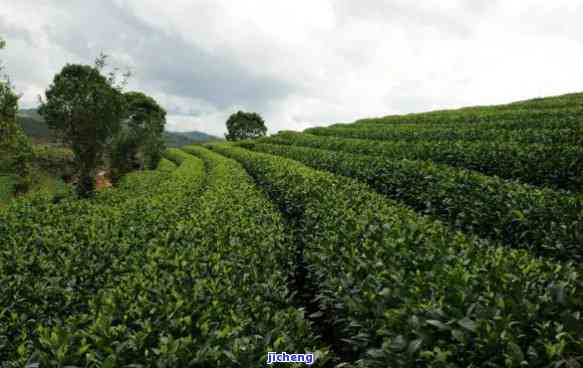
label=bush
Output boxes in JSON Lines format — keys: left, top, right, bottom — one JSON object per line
{"left": 225, "top": 111, "right": 267, "bottom": 141}
{"left": 32, "top": 145, "right": 75, "bottom": 180}
{"left": 264, "top": 132, "right": 583, "bottom": 192}
{"left": 244, "top": 142, "right": 583, "bottom": 261}
{"left": 213, "top": 143, "right": 583, "bottom": 366}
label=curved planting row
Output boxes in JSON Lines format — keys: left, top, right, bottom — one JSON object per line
{"left": 0, "top": 151, "right": 207, "bottom": 365}
{"left": 305, "top": 125, "right": 578, "bottom": 145}
{"left": 156, "top": 157, "right": 178, "bottom": 172}
{"left": 263, "top": 132, "right": 583, "bottom": 192}
{"left": 171, "top": 145, "right": 330, "bottom": 366}
{"left": 354, "top": 106, "right": 583, "bottom": 127}
{"left": 212, "top": 143, "right": 583, "bottom": 367}
{"left": 504, "top": 92, "right": 583, "bottom": 110}
{"left": 243, "top": 142, "right": 583, "bottom": 261}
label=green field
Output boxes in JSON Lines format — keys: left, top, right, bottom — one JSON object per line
{"left": 1, "top": 92, "right": 583, "bottom": 366}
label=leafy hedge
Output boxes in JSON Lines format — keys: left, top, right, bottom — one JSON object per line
{"left": 0, "top": 145, "right": 330, "bottom": 366}
{"left": 31, "top": 145, "right": 75, "bottom": 180}
{"left": 156, "top": 157, "right": 177, "bottom": 172}
{"left": 305, "top": 126, "right": 578, "bottom": 145}
{"left": 175, "top": 145, "right": 331, "bottom": 366}
{"left": 244, "top": 142, "right": 583, "bottom": 261}
{"left": 213, "top": 143, "right": 583, "bottom": 367}
{"left": 263, "top": 132, "right": 583, "bottom": 192}
{"left": 354, "top": 106, "right": 583, "bottom": 127}
{"left": 0, "top": 174, "right": 17, "bottom": 204}
{"left": 0, "top": 150, "right": 206, "bottom": 365}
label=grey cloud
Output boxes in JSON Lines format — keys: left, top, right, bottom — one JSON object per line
{"left": 2, "top": 0, "right": 583, "bottom": 135}
{"left": 11, "top": 0, "right": 295, "bottom": 115}
{"left": 332, "top": 0, "right": 476, "bottom": 38}
{"left": 0, "top": 16, "right": 35, "bottom": 46}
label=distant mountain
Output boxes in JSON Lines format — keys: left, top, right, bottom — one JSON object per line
{"left": 16, "top": 110, "right": 52, "bottom": 144}
{"left": 16, "top": 109, "right": 219, "bottom": 147}
{"left": 173, "top": 131, "right": 222, "bottom": 142}
{"left": 162, "top": 131, "right": 196, "bottom": 147}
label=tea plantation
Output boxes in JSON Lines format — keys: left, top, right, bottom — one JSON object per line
{"left": 1, "top": 93, "right": 583, "bottom": 367}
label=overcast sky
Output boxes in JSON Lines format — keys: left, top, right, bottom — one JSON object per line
{"left": 1, "top": 1, "right": 583, "bottom": 136}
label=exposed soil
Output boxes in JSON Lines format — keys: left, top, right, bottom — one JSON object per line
{"left": 95, "top": 171, "right": 112, "bottom": 190}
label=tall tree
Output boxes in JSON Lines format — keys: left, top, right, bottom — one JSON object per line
{"left": 225, "top": 111, "right": 267, "bottom": 141}
{"left": 124, "top": 91, "right": 166, "bottom": 169}
{"left": 39, "top": 57, "right": 127, "bottom": 197}
{"left": 0, "top": 38, "right": 33, "bottom": 191}
{"left": 108, "top": 92, "right": 166, "bottom": 182}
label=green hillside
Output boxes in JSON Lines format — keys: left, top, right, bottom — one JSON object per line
{"left": 2, "top": 92, "right": 583, "bottom": 366}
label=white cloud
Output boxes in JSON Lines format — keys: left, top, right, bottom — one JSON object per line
{"left": 2, "top": 0, "right": 583, "bottom": 136}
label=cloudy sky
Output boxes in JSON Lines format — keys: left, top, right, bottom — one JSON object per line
{"left": 1, "top": 1, "right": 583, "bottom": 136}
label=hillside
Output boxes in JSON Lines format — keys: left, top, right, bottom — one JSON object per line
{"left": 2, "top": 92, "right": 583, "bottom": 366}
{"left": 16, "top": 109, "right": 220, "bottom": 147}
{"left": 174, "top": 130, "right": 222, "bottom": 142}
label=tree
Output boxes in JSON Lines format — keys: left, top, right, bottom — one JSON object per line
{"left": 108, "top": 92, "right": 166, "bottom": 182}
{"left": 39, "top": 57, "right": 127, "bottom": 197}
{"left": 108, "top": 128, "right": 141, "bottom": 183}
{"left": 124, "top": 91, "right": 166, "bottom": 169}
{"left": 0, "top": 38, "right": 34, "bottom": 191}
{"left": 225, "top": 111, "right": 267, "bottom": 141}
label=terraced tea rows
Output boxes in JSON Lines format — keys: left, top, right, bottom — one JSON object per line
{"left": 0, "top": 147, "right": 328, "bottom": 366}
{"left": 2, "top": 92, "right": 583, "bottom": 367}
{"left": 263, "top": 131, "right": 583, "bottom": 192}
{"left": 305, "top": 126, "right": 578, "bottom": 145}
{"left": 242, "top": 142, "right": 583, "bottom": 261}
{"left": 212, "top": 144, "right": 583, "bottom": 366}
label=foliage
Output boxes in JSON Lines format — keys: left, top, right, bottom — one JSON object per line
{"left": 107, "top": 128, "right": 142, "bottom": 183}
{"left": 31, "top": 145, "right": 76, "bottom": 180}
{"left": 353, "top": 92, "right": 583, "bottom": 126}
{"left": 0, "top": 147, "right": 331, "bottom": 366}
{"left": 124, "top": 91, "right": 167, "bottom": 169}
{"left": 0, "top": 38, "right": 34, "bottom": 191}
{"left": 0, "top": 175, "right": 17, "bottom": 204}
{"left": 213, "top": 143, "right": 583, "bottom": 367}
{"left": 3, "top": 61, "right": 583, "bottom": 367}
{"left": 107, "top": 92, "right": 166, "bottom": 182}
{"left": 244, "top": 142, "right": 583, "bottom": 261}
{"left": 305, "top": 125, "right": 579, "bottom": 145}
{"left": 39, "top": 57, "right": 127, "bottom": 197}
{"left": 264, "top": 131, "right": 583, "bottom": 192}
{"left": 225, "top": 110, "right": 267, "bottom": 141}
{"left": 155, "top": 157, "right": 177, "bottom": 172}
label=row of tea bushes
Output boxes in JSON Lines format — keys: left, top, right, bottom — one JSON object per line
{"left": 169, "top": 145, "right": 331, "bottom": 366}
{"left": 354, "top": 106, "right": 583, "bottom": 127}
{"left": 305, "top": 126, "right": 577, "bottom": 145}
{"left": 263, "top": 132, "right": 583, "bottom": 192}
{"left": 1, "top": 145, "right": 330, "bottom": 366}
{"left": 0, "top": 151, "right": 208, "bottom": 365}
{"left": 156, "top": 157, "right": 177, "bottom": 172}
{"left": 244, "top": 142, "right": 583, "bottom": 261}
{"left": 213, "top": 143, "right": 583, "bottom": 367}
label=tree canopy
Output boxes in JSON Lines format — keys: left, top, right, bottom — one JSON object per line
{"left": 125, "top": 91, "right": 167, "bottom": 169}
{"left": 39, "top": 61, "right": 127, "bottom": 196}
{"left": 108, "top": 92, "right": 167, "bottom": 181}
{"left": 0, "top": 38, "right": 33, "bottom": 189}
{"left": 225, "top": 111, "right": 267, "bottom": 141}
